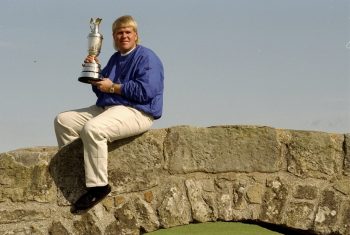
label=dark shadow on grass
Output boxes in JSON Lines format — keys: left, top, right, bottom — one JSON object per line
{"left": 243, "top": 220, "right": 321, "bottom": 235}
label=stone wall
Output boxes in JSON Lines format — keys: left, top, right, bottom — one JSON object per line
{"left": 0, "top": 125, "right": 349, "bottom": 235}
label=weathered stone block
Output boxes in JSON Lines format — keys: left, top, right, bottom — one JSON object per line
{"left": 157, "top": 185, "right": 192, "bottom": 228}
{"left": 314, "top": 190, "right": 341, "bottom": 234}
{"left": 293, "top": 184, "right": 318, "bottom": 200}
{"left": 107, "top": 130, "right": 167, "bottom": 193}
{"left": 104, "top": 220, "right": 139, "bottom": 235}
{"left": 165, "top": 126, "right": 284, "bottom": 174}
{"left": 0, "top": 208, "right": 50, "bottom": 224}
{"left": 286, "top": 131, "right": 344, "bottom": 179}
{"left": 114, "top": 196, "right": 159, "bottom": 233}
{"left": 333, "top": 177, "right": 350, "bottom": 195}
{"left": 133, "top": 197, "right": 160, "bottom": 232}
{"left": 0, "top": 148, "right": 56, "bottom": 203}
{"left": 185, "top": 179, "right": 218, "bottom": 222}
{"left": 232, "top": 180, "right": 248, "bottom": 210}
{"left": 216, "top": 193, "right": 233, "bottom": 221}
{"left": 285, "top": 202, "right": 315, "bottom": 230}
{"left": 49, "top": 221, "right": 70, "bottom": 235}
{"left": 246, "top": 183, "right": 265, "bottom": 204}
{"left": 144, "top": 191, "right": 154, "bottom": 203}
{"left": 215, "top": 179, "right": 234, "bottom": 221}
{"left": 0, "top": 225, "right": 45, "bottom": 235}
{"left": 73, "top": 213, "right": 103, "bottom": 235}
{"left": 259, "top": 177, "right": 289, "bottom": 224}
{"left": 0, "top": 187, "right": 26, "bottom": 202}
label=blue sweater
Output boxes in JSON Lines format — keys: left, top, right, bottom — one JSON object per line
{"left": 93, "top": 45, "right": 164, "bottom": 119}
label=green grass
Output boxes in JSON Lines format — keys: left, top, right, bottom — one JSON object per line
{"left": 145, "top": 222, "right": 283, "bottom": 235}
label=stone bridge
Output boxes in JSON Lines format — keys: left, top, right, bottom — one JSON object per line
{"left": 0, "top": 125, "right": 349, "bottom": 234}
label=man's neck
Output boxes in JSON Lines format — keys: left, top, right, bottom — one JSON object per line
{"left": 120, "top": 46, "right": 136, "bottom": 56}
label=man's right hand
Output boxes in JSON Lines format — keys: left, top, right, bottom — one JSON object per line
{"left": 84, "top": 55, "right": 100, "bottom": 64}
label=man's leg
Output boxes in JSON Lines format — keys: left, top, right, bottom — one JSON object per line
{"left": 72, "top": 105, "right": 153, "bottom": 213}
{"left": 54, "top": 105, "right": 104, "bottom": 148}
{"left": 80, "top": 105, "right": 154, "bottom": 187}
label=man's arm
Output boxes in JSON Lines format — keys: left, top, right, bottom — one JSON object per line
{"left": 121, "top": 54, "right": 164, "bottom": 103}
{"left": 91, "top": 79, "right": 122, "bottom": 95}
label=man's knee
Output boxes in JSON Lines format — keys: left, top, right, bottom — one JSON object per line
{"left": 54, "top": 113, "right": 65, "bottom": 131}
{"left": 81, "top": 121, "right": 101, "bottom": 141}
{"left": 54, "top": 112, "right": 70, "bottom": 128}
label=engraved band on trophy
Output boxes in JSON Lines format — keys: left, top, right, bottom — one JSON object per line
{"left": 78, "top": 18, "right": 103, "bottom": 84}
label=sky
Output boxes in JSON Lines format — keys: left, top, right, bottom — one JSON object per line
{"left": 0, "top": 0, "right": 349, "bottom": 152}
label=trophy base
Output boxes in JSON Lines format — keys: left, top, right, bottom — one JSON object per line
{"left": 78, "top": 76, "right": 103, "bottom": 84}
{"left": 78, "top": 63, "right": 102, "bottom": 84}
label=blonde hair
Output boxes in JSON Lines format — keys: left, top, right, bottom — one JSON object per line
{"left": 112, "top": 15, "right": 139, "bottom": 44}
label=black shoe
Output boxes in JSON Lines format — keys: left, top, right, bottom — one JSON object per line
{"left": 71, "top": 184, "right": 111, "bottom": 214}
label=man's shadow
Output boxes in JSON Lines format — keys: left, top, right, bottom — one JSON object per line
{"left": 49, "top": 135, "right": 141, "bottom": 205}
{"left": 49, "top": 139, "right": 86, "bottom": 205}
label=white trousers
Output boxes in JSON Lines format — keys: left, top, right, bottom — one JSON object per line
{"left": 54, "top": 105, "right": 153, "bottom": 187}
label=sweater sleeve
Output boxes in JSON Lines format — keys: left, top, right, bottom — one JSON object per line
{"left": 121, "top": 54, "right": 164, "bottom": 104}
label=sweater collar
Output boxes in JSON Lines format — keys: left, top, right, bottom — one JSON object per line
{"left": 120, "top": 46, "right": 137, "bottom": 56}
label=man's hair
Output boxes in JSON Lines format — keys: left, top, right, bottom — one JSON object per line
{"left": 112, "top": 15, "right": 139, "bottom": 44}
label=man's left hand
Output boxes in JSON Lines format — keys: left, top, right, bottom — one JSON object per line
{"left": 91, "top": 78, "right": 113, "bottom": 93}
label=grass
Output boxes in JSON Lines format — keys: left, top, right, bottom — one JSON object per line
{"left": 145, "top": 222, "right": 283, "bottom": 235}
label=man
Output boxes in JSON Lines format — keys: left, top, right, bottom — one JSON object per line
{"left": 54, "top": 15, "right": 164, "bottom": 213}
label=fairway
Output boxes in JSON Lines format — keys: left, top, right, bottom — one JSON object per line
{"left": 145, "top": 222, "right": 283, "bottom": 235}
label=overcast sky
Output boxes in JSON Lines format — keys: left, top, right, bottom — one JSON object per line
{"left": 0, "top": 0, "right": 349, "bottom": 152}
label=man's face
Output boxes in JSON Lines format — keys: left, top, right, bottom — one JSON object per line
{"left": 113, "top": 26, "right": 138, "bottom": 54}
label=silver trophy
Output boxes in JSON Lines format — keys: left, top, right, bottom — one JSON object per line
{"left": 78, "top": 18, "right": 103, "bottom": 83}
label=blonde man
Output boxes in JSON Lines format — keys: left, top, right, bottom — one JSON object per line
{"left": 54, "top": 15, "right": 164, "bottom": 213}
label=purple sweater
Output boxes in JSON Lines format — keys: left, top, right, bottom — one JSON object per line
{"left": 93, "top": 45, "right": 164, "bottom": 119}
